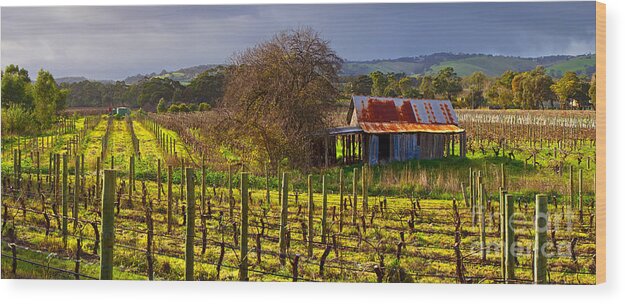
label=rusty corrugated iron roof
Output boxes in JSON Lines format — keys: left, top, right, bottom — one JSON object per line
{"left": 352, "top": 95, "right": 459, "bottom": 125}
{"left": 345, "top": 96, "right": 463, "bottom": 134}
{"left": 360, "top": 122, "right": 464, "bottom": 134}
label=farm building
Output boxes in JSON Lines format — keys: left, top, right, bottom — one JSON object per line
{"left": 110, "top": 107, "right": 131, "bottom": 116}
{"left": 317, "top": 96, "right": 467, "bottom": 166}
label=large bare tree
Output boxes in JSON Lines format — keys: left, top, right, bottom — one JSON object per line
{"left": 219, "top": 28, "right": 343, "bottom": 169}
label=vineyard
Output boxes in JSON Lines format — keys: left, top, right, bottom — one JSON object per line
{"left": 1, "top": 109, "right": 596, "bottom": 283}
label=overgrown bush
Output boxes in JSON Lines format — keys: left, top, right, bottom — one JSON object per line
{"left": 1, "top": 104, "right": 35, "bottom": 135}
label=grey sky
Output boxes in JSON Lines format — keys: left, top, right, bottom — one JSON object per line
{"left": 1, "top": 2, "right": 596, "bottom": 80}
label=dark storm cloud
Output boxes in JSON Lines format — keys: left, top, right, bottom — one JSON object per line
{"left": 1, "top": 2, "right": 596, "bottom": 80}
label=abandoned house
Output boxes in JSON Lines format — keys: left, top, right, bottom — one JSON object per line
{"left": 317, "top": 95, "right": 467, "bottom": 166}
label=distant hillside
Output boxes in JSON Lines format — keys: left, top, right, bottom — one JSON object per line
{"left": 545, "top": 54, "right": 596, "bottom": 78}
{"left": 124, "top": 64, "right": 219, "bottom": 85}
{"left": 341, "top": 53, "right": 595, "bottom": 78}
{"left": 56, "top": 76, "right": 88, "bottom": 84}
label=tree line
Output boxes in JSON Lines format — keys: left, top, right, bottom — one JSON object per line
{"left": 57, "top": 66, "right": 225, "bottom": 111}
{"left": 342, "top": 66, "right": 596, "bottom": 110}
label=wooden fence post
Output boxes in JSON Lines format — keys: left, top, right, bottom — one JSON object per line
{"left": 96, "top": 157, "right": 101, "bottom": 203}
{"left": 239, "top": 172, "right": 249, "bottom": 281}
{"left": 100, "top": 169, "right": 116, "bottom": 280}
{"left": 362, "top": 165, "right": 368, "bottom": 215}
{"left": 279, "top": 172, "right": 288, "bottom": 266}
{"left": 74, "top": 156, "right": 80, "bottom": 230}
{"left": 129, "top": 156, "right": 134, "bottom": 206}
{"left": 501, "top": 163, "right": 506, "bottom": 190}
{"left": 307, "top": 174, "right": 314, "bottom": 258}
{"left": 321, "top": 174, "right": 328, "bottom": 244}
{"left": 504, "top": 194, "right": 515, "bottom": 282}
{"left": 352, "top": 168, "right": 358, "bottom": 224}
{"left": 578, "top": 169, "right": 583, "bottom": 222}
{"left": 339, "top": 169, "right": 344, "bottom": 232}
{"left": 167, "top": 165, "right": 173, "bottom": 233}
{"left": 62, "top": 154, "right": 68, "bottom": 246}
{"left": 499, "top": 188, "right": 507, "bottom": 279}
{"left": 534, "top": 194, "right": 548, "bottom": 284}
{"left": 265, "top": 162, "right": 270, "bottom": 208}
{"left": 185, "top": 168, "right": 195, "bottom": 281}
{"left": 569, "top": 165, "right": 574, "bottom": 208}
{"left": 479, "top": 183, "right": 486, "bottom": 261}
{"left": 228, "top": 163, "right": 233, "bottom": 219}
{"left": 201, "top": 155, "right": 206, "bottom": 213}
{"left": 469, "top": 168, "right": 474, "bottom": 224}
{"left": 157, "top": 159, "right": 161, "bottom": 202}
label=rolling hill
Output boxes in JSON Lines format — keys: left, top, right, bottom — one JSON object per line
{"left": 341, "top": 53, "right": 595, "bottom": 78}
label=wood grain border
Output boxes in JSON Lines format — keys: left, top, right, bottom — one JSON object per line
{"left": 595, "top": 1, "right": 606, "bottom": 285}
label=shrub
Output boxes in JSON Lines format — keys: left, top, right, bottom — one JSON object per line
{"left": 198, "top": 102, "right": 211, "bottom": 111}
{"left": 1, "top": 104, "right": 35, "bottom": 135}
{"left": 168, "top": 104, "right": 181, "bottom": 113}
{"left": 157, "top": 98, "right": 167, "bottom": 113}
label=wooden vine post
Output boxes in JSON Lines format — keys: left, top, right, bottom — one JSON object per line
{"left": 201, "top": 155, "right": 206, "bottom": 213}
{"left": 228, "top": 163, "right": 233, "bottom": 219}
{"left": 339, "top": 168, "right": 344, "bottom": 232}
{"left": 167, "top": 165, "right": 173, "bottom": 233}
{"left": 307, "top": 174, "right": 314, "bottom": 258}
{"left": 100, "top": 169, "right": 116, "bottom": 280}
{"left": 362, "top": 165, "right": 368, "bottom": 215}
{"left": 534, "top": 194, "right": 548, "bottom": 284}
{"left": 278, "top": 172, "right": 288, "bottom": 266}
{"left": 352, "top": 168, "right": 358, "bottom": 224}
{"left": 321, "top": 174, "right": 328, "bottom": 244}
{"left": 157, "top": 159, "right": 161, "bottom": 202}
{"left": 96, "top": 156, "right": 101, "bottom": 202}
{"left": 569, "top": 165, "right": 574, "bottom": 208}
{"left": 504, "top": 194, "right": 515, "bottom": 282}
{"left": 62, "top": 154, "right": 68, "bottom": 246}
{"left": 479, "top": 181, "right": 486, "bottom": 262}
{"left": 74, "top": 155, "right": 80, "bottom": 230}
{"left": 184, "top": 168, "right": 195, "bottom": 281}
{"left": 265, "top": 162, "right": 270, "bottom": 208}
{"left": 500, "top": 163, "right": 506, "bottom": 189}
{"left": 239, "top": 172, "right": 249, "bottom": 281}
{"left": 499, "top": 188, "right": 507, "bottom": 278}
{"left": 578, "top": 169, "right": 583, "bottom": 221}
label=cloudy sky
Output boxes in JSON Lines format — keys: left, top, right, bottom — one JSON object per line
{"left": 1, "top": 2, "right": 596, "bottom": 80}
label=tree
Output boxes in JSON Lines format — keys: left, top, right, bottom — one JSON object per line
{"left": 588, "top": 74, "right": 596, "bottom": 109}
{"left": 157, "top": 98, "right": 167, "bottom": 113}
{"left": 485, "top": 70, "right": 517, "bottom": 109}
{"left": 433, "top": 67, "right": 462, "bottom": 101}
{"left": 551, "top": 72, "right": 588, "bottom": 109}
{"left": 1, "top": 64, "right": 33, "bottom": 109}
{"left": 463, "top": 71, "right": 489, "bottom": 108}
{"left": 398, "top": 77, "right": 420, "bottom": 98}
{"left": 350, "top": 75, "right": 373, "bottom": 95}
{"left": 32, "top": 69, "right": 67, "bottom": 128}
{"left": 419, "top": 75, "right": 436, "bottom": 99}
{"left": 221, "top": 28, "right": 343, "bottom": 169}
{"left": 512, "top": 66, "right": 554, "bottom": 109}
{"left": 370, "top": 71, "right": 389, "bottom": 96}
{"left": 182, "top": 67, "right": 226, "bottom": 105}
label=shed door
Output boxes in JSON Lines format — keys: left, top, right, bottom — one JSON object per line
{"left": 368, "top": 135, "right": 379, "bottom": 165}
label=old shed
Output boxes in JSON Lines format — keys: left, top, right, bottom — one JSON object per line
{"left": 321, "top": 96, "right": 466, "bottom": 166}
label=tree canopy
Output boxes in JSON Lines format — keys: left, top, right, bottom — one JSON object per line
{"left": 220, "top": 28, "right": 343, "bottom": 169}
